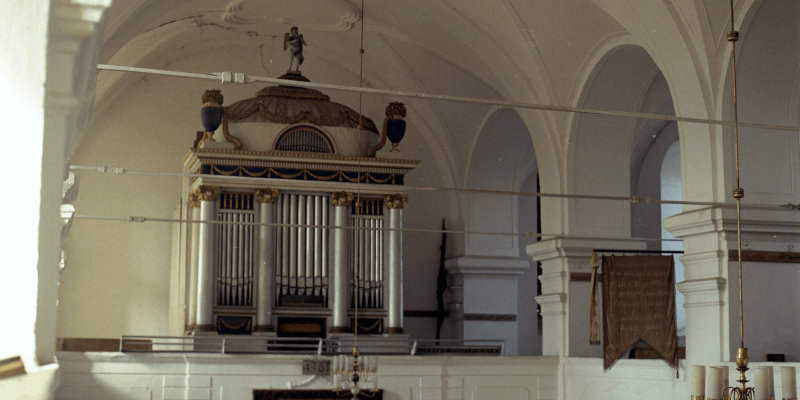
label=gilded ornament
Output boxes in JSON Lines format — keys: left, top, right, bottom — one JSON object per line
{"left": 331, "top": 191, "right": 354, "bottom": 207}
{"left": 256, "top": 188, "right": 280, "bottom": 204}
{"left": 197, "top": 186, "right": 222, "bottom": 201}
{"left": 224, "top": 90, "right": 379, "bottom": 134}
{"left": 221, "top": 110, "right": 244, "bottom": 149}
{"left": 188, "top": 192, "right": 201, "bottom": 208}
{"left": 385, "top": 193, "right": 409, "bottom": 209}
{"left": 202, "top": 89, "right": 223, "bottom": 106}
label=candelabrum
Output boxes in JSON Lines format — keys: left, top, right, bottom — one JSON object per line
{"left": 691, "top": 361, "right": 797, "bottom": 400}
{"left": 334, "top": 346, "right": 378, "bottom": 399}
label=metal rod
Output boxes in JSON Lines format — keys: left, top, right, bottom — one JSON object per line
{"left": 68, "top": 165, "right": 793, "bottom": 210}
{"left": 592, "top": 249, "right": 684, "bottom": 254}
{"left": 72, "top": 213, "right": 686, "bottom": 241}
{"left": 94, "top": 63, "right": 800, "bottom": 133}
{"left": 729, "top": 0, "right": 745, "bottom": 352}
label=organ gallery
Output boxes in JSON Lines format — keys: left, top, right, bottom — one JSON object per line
{"left": 182, "top": 71, "right": 419, "bottom": 337}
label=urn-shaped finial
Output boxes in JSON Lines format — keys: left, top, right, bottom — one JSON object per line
{"left": 201, "top": 89, "right": 224, "bottom": 134}
{"left": 385, "top": 102, "right": 407, "bottom": 153}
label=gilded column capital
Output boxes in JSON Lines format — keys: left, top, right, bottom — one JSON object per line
{"left": 331, "top": 191, "right": 354, "bottom": 207}
{"left": 385, "top": 193, "right": 409, "bottom": 209}
{"left": 256, "top": 188, "right": 280, "bottom": 204}
{"left": 188, "top": 192, "right": 201, "bottom": 208}
{"left": 195, "top": 186, "right": 222, "bottom": 202}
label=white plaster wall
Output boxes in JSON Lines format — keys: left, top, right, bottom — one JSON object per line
{"left": 517, "top": 173, "right": 542, "bottom": 356}
{"left": 563, "top": 358, "right": 685, "bottom": 400}
{"left": 0, "top": 0, "right": 50, "bottom": 367}
{"left": 55, "top": 353, "right": 558, "bottom": 400}
{"left": 568, "top": 46, "right": 659, "bottom": 238}
{"left": 734, "top": 0, "right": 800, "bottom": 206}
{"left": 730, "top": 261, "right": 800, "bottom": 362}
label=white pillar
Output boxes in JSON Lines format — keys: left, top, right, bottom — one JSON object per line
{"left": 527, "top": 238, "right": 647, "bottom": 357}
{"left": 331, "top": 192, "right": 353, "bottom": 333}
{"left": 386, "top": 193, "right": 408, "bottom": 334}
{"left": 187, "top": 194, "right": 201, "bottom": 332}
{"left": 255, "top": 188, "right": 278, "bottom": 333}
{"left": 194, "top": 186, "right": 220, "bottom": 333}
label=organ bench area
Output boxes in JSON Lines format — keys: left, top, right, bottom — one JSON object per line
{"left": 180, "top": 76, "right": 419, "bottom": 338}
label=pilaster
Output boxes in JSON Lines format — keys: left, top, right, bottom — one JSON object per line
{"left": 255, "top": 189, "right": 279, "bottom": 333}
{"left": 526, "top": 238, "right": 647, "bottom": 357}
{"left": 386, "top": 193, "right": 409, "bottom": 334}
{"left": 193, "top": 186, "right": 221, "bottom": 333}
{"left": 445, "top": 255, "right": 530, "bottom": 355}
{"left": 330, "top": 191, "right": 353, "bottom": 333}
{"left": 665, "top": 205, "right": 800, "bottom": 364}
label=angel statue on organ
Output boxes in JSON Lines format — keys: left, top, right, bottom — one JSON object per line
{"left": 284, "top": 26, "right": 307, "bottom": 72}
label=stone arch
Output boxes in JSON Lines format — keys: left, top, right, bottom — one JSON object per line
{"left": 463, "top": 107, "right": 537, "bottom": 258}
{"left": 565, "top": 44, "right": 671, "bottom": 238}
{"left": 450, "top": 107, "right": 540, "bottom": 356}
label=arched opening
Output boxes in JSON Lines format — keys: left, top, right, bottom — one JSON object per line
{"left": 458, "top": 107, "right": 541, "bottom": 356}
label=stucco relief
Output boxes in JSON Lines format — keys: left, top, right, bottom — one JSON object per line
{"left": 222, "top": 0, "right": 361, "bottom": 32}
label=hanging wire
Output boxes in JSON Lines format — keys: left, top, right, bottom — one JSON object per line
{"left": 96, "top": 63, "right": 800, "bottom": 134}
{"left": 68, "top": 165, "right": 793, "bottom": 211}
{"left": 71, "top": 213, "right": 683, "bottom": 242}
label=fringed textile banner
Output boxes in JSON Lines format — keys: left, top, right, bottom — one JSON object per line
{"left": 589, "top": 251, "right": 601, "bottom": 345}
{"left": 602, "top": 255, "right": 677, "bottom": 370}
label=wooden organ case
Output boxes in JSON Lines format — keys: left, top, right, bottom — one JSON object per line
{"left": 181, "top": 73, "right": 419, "bottom": 338}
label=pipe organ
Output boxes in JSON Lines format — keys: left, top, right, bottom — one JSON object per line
{"left": 275, "top": 193, "right": 329, "bottom": 306}
{"left": 182, "top": 73, "right": 419, "bottom": 337}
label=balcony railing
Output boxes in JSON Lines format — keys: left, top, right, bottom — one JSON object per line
{"left": 118, "top": 336, "right": 505, "bottom": 356}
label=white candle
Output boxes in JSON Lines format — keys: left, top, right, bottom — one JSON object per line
{"left": 693, "top": 365, "right": 707, "bottom": 397}
{"left": 766, "top": 366, "right": 775, "bottom": 399}
{"left": 782, "top": 367, "right": 796, "bottom": 400}
{"left": 756, "top": 367, "right": 770, "bottom": 400}
{"left": 708, "top": 367, "right": 723, "bottom": 400}
{"left": 720, "top": 366, "right": 730, "bottom": 393}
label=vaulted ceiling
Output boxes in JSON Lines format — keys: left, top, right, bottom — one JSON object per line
{"left": 88, "top": 0, "right": 752, "bottom": 188}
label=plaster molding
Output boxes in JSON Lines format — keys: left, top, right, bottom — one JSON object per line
{"left": 665, "top": 206, "right": 800, "bottom": 244}
{"left": 677, "top": 277, "right": 726, "bottom": 308}
{"left": 535, "top": 293, "right": 567, "bottom": 316}
{"left": 444, "top": 256, "right": 530, "bottom": 276}
{"left": 526, "top": 237, "right": 647, "bottom": 262}
{"left": 222, "top": 0, "right": 361, "bottom": 32}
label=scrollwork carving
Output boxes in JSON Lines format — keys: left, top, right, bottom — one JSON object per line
{"left": 256, "top": 188, "right": 280, "bottom": 204}
{"left": 194, "top": 186, "right": 222, "bottom": 202}
{"left": 385, "top": 193, "right": 409, "bottom": 209}
{"left": 331, "top": 191, "right": 354, "bottom": 207}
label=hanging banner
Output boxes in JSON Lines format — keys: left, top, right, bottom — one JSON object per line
{"left": 602, "top": 255, "right": 677, "bottom": 370}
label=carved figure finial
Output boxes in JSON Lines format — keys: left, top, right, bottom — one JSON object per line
{"left": 284, "top": 26, "right": 307, "bottom": 72}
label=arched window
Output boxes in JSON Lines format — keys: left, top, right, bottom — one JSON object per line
{"left": 275, "top": 125, "right": 333, "bottom": 153}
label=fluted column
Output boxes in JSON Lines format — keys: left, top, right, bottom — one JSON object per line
{"left": 186, "top": 192, "right": 201, "bottom": 333}
{"left": 386, "top": 193, "right": 409, "bottom": 334}
{"left": 255, "top": 188, "right": 279, "bottom": 333}
{"left": 193, "top": 186, "right": 221, "bottom": 333}
{"left": 331, "top": 191, "right": 353, "bottom": 333}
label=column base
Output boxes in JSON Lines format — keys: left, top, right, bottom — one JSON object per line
{"left": 253, "top": 325, "right": 274, "bottom": 332}
{"left": 386, "top": 327, "right": 405, "bottom": 334}
{"left": 192, "top": 324, "right": 216, "bottom": 335}
{"left": 330, "top": 326, "right": 350, "bottom": 334}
